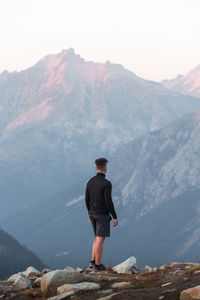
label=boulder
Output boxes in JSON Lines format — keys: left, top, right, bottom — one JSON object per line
{"left": 42, "top": 268, "right": 53, "bottom": 274}
{"left": 143, "top": 265, "right": 153, "bottom": 273}
{"left": 97, "top": 289, "right": 113, "bottom": 295}
{"left": 76, "top": 268, "right": 84, "bottom": 273}
{"left": 57, "top": 282, "right": 100, "bottom": 294}
{"left": 0, "top": 285, "right": 20, "bottom": 293}
{"left": 161, "top": 282, "right": 173, "bottom": 287}
{"left": 64, "top": 266, "right": 76, "bottom": 272}
{"left": 94, "top": 275, "right": 117, "bottom": 282}
{"left": 112, "top": 257, "right": 138, "bottom": 274}
{"left": 41, "top": 269, "right": 117, "bottom": 297}
{"left": 7, "top": 272, "right": 24, "bottom": 282}
{"left": 158, "top": 264, "right": 169, "bottom": 271}
{"left": 41, "top": 270, "right": 83, "bottom": 297}
{"left": 180, "top": 285, "right": 200, "bottom": 300}
{"left": 98, "top": 292, "right": 121, "bottom": 300}
{"left": 153, "top": 267, "right": 158, "bottom": 272}
{"left": 47, "top": 291, "right": 75, "bottom": 300}
{"left": 33, "top": 277, "right": 42, "bottom": 288}
{"left": 23, "top": 266, "right": 40, "bottom": 278}
{"left": 14, "top": 275, "right": 32, "bottom": 289}
{"left": 111, "top": 282, "right": 132, "bottom": 288}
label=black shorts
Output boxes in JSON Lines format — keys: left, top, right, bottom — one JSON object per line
{"left": 89, "top": 214, "right": 111, "bottom": 237}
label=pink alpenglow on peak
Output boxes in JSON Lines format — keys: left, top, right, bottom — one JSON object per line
{"left": 162, "top": 64, "right": 200, "bottom": 98}
{"left": 6, "top": 99, "right": 52, "bottom": 130}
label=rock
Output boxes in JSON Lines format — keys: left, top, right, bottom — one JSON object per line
{"left": 162, "top": 288, "right": 177, "bottom": 294}
{"left": 159, "top": 265, "right": 168, "bottom": 271}
{"left": 98, "top": 292, "right": 121, "bottom": 300}
{"left": 143, "top": 265, "right": 153, "bottom": 273}
{"left": 14, "top": 275, "right": 32, "bottom": 289}
{"left": 57, "top": 282, "right": 101, "bottom": 294}
{"left": 7, "top": 272, "right": 24, "bottom": 282}
{"left": 23, "top": 266, "right": 40, "bottom": 278}
{"left": 41, "top": 270, "right": 83, "bottom": 297}
{"left": 111, "top": 282, "right": 132, "bottom": 288}
{"left": 112, "top": 257, "right": 138, "bottom": 274}
{"left": 33, "top": 277, "right": 42, "bottom": 288}
{"left": 159, "top": 296, "right": 165, "bottom": 300}
{"left": 76, "top": 268, "right": 84, "bottom": 273}
{"left": 180, "top": 285, "right": 200, "bottom": 300}
{"left": 0, "top": 285, "right": 20, "bottom": 292}
{"left": 42, "top": 268, "right": 53, "bottom": 274}
{"left": 64, "top": 266, "right": 76, "bottom": 272}
{"left": 153, "top": 267, "right": 158, "bottom": 272}
{"left": 171, "top": 262, "right": 198, "bottom": 268}
{"left": 161, "top": 282, "right": 173, "bottom": 287}
{"left": 47, "top": 291, "right": 75, "bottom": 300}
{"left": 174, "top": 270, "right": 184, "bottom": 274}
{"left": 92, "top": 275, "right": 117, "bottom": 282}
{"left": 97, "top": 289, "right": 113, "bottom": 295}
{"left": 41, "top": 269, "right": 116, "bottom": 297}
{"left": 28, "top": 276, "right": 38, "bottom": 281}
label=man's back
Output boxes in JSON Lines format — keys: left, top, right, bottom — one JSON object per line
{"left": 85, "top": 172, "right": 117, "bottom": 219}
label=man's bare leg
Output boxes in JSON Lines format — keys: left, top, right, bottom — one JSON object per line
{"left": 92, "top": 239, "right": 96, "bottom": 261}
{"left": 95, "top": 236, "right": 105, "bottom": 265}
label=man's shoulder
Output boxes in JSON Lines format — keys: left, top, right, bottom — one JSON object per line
{"left": 104, "top": 178, "right": 112, "bottom": 186}
{"left": 87, "top": 175, "right": 96, "bottom": 184}
{"left": 86, "top": 174, "right": 112, "bottom": 186}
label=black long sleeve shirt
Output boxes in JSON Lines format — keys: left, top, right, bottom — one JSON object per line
{"left": 85, "top": 172, "right": 117, "bottom": 219}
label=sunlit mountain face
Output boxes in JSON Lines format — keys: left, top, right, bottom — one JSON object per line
{"left": 162, "top": 65, "right": 200, "bottom": 98}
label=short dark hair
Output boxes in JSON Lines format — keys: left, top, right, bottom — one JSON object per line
{"left": 95, "top": 157, "right": 109, "bottom": 169}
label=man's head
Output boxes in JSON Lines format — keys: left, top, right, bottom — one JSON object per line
{"left": 95, "top": 157, "right": 109, "bottom": 174}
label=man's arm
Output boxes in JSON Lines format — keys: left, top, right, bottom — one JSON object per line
{"left": 104, "top": 181, "right": 117, "bottom": 219}
{"left": 85, "top": 184, "right": 90, "bottom": 212}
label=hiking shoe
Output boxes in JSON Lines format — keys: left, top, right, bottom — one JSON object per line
{"left": 94, "top": 263, "right": 106, "bottom": 271}
{"left": 88, "top": 260, "right": 96, "bottom": 269}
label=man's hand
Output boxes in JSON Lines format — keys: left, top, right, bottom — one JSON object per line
{"left": 113, "top": 219, "right": 118, "bottom": 227}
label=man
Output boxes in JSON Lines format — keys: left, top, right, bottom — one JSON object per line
{"left": 85, "top": 157, "right": 118, "bottom": 271}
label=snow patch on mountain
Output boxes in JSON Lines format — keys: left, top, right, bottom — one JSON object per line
{"left": 54, "top": 251, "right": 69, "bottom": 258}
{"left": 65, "top": 195, "right": 84, "bottom": 207}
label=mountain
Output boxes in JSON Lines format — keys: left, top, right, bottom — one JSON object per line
{"left": 0, "top": 48, "right": 200, "bottom": 220}
{"left": 2, "top": 110, "right": 200, "bottom": 269}
{"left": 0, "top": 228, "right": 46, "bottom": 279}
{"left": 162, "top": 65, "right": 200, "bottom": 98}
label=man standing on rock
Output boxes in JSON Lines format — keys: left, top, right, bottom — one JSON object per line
{"left": 85, "top": 158, "right": 118, "bottom": 271}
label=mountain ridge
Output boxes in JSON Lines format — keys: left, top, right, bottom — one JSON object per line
{"left": 0, "top": 227, "right": 46, "bottom": 279}
{"left": 162, "top": 64, "right": 200, "bottom": 98}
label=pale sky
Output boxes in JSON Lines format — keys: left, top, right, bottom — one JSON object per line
{"left": 0, "top": 0, "right": 200, "bottom": 81}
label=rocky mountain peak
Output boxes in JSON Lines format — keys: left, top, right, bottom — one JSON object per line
{"left": 0, "top": 70, "right": 10, "bottom": 82}
{"left": 162, "top": 64, "right": 200, "bottom": 98}
{"left": 60, "top": 47, "right": 76, "bottom": 57}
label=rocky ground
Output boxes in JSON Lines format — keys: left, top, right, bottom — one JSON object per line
{"left": 1, "top": 258, "right": 200, "bottom": 299}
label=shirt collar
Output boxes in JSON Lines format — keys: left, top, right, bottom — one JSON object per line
{"left": 96, "top": 172, "right": 105, "bottom": 177}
